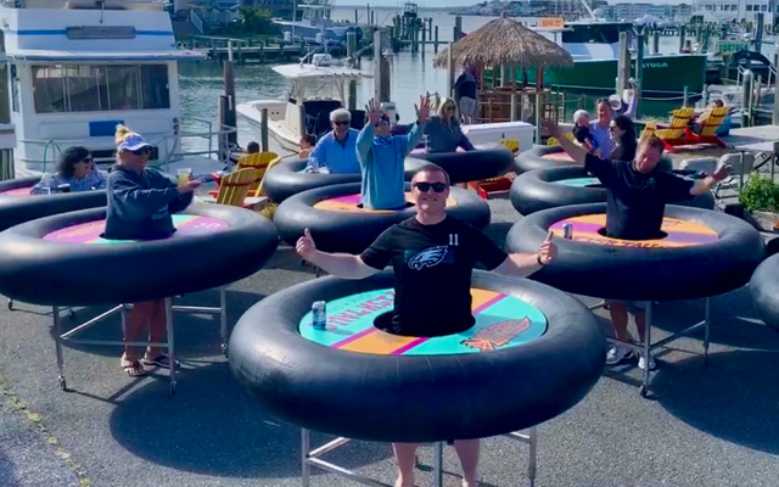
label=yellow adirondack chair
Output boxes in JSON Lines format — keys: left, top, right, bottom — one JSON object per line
{"left": 215, "top": 168, "right": 263, "bottom": 208}
{"left": 698, "top": 105, "right": 729, "bottom": 139}
{"left": 237, "top": 151, "right": 280, "bottom": 196}
{"left": 653, "top": 107, "right": 695, "bottom": 143}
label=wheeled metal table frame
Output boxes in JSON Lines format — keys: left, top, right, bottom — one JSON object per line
{"left": 301, "top": 427, "right": 538, "bottom": 487}
{"left": 51, "top": 288, "right": 227, "bottom": 396}
{"left": 590, "top": 298, "right": 711, "bottom": 397}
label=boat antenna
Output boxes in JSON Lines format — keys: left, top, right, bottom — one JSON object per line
{"left": 579, "top": 0, "right": 596, "bottom": 20}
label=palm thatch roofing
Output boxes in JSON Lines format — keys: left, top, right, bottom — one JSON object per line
{"left": 433, "top": 17, "right": 573, "bottom": 69}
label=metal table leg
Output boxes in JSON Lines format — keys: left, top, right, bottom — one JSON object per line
{"left": 528, "top": 427, "right": 537, "bottom": 487}
{"left": 703, "top": 297, "right": 711, "bottom": 366}
{"left": 301, "top": 428, "right": 311, "bottom": 487}
{"left": 165, "top": 297, "right": 176, "bottom": 396}
{"left": 640, "top": 301, "right": 653, "bottom": 398}
{"left": 433, "top": 442, "right": 444, "bottom": 487}
{"left": 220, "top": 287, "right": 228, "bottom": 357}
{"left": 52, "top": 306, "right": 67, "bottom": 391}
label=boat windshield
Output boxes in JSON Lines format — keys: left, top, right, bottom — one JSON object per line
{"left": 562, "top": 23, "right": 629, "bottom": 44}
{"left": 288, "top": 77, "right": 345, "bottom": 104}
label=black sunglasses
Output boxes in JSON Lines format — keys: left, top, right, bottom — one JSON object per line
{"left": 333, "top": 120, "right": 350, "bottom": 126}
{"left": 414, "top": 182, "right": 447, "bottom": 193}
{"left": 131, "top": 147, "right": 151, "bottom": 156}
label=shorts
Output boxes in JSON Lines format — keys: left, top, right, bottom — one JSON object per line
{"left": 458, "top": 96, "right": 477, "bottom": 117}
{"left": 606, "top": 299, "right": 648, "bottom": 313}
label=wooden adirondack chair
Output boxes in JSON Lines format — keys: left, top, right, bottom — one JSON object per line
{"left": 215, "top": 168, "right": 264, "bottom": 208}
{"left": 236, "top": 151, "right": 280, "bottom": 196}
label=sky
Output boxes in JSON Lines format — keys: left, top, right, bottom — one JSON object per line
{"left": 333, "top": 0, "right": 678, "bottom": 7}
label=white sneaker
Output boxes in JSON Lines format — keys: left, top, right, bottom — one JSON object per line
{"left": 638, "top": 353, "right": 657, "bottom": 371}
{"left": 605, "top": 344, "right": 634, "bottom": 365}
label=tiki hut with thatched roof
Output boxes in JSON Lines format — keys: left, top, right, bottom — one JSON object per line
{"left": 434, "top": 16, "right": 573, "bottom": 128}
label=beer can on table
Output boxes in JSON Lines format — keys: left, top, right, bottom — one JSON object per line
{"left": 312, "top": 301, "right": 327, "bottom": 330}
{"left": 563, "top": 223, "right": 573, "bottom": 240}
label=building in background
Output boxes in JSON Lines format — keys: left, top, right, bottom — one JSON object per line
{"left": 593, "top": 3, "right": 693, "bottom": 24}
{"left": 692, "top": 0, "right": 775, "bottom": 28}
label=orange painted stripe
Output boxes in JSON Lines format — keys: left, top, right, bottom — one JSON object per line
{"left": 337, "top": 289, "right": 501, "bottom": 355}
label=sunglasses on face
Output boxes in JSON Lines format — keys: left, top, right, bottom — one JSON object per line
{"left": 131, "top": 148, "right": 151, "bottom": 156}
{"left": 334, "top": 120, "right": 350, "bottom": 126}
{"left": 609, "top": 125, "right": 618, "bottom": 131}
{"left": 414, "top": 182, "right": 447, "bottom": 193}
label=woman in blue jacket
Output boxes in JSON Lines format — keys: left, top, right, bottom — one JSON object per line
{"left": 104, "top": 125, "right": 200, "bottom": 377}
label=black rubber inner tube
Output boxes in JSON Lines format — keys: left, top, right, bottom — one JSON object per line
{"left": 506, "top": 203, "right": 764, "bottom": 300}
{"left": 228, "top": 270, "right": 605, "bottom": 443}
{"left": 514, "top": 146, "right": 575, "bottom": 173}
{"left": 750, "top": 254, "right": 779, "bottom": 331}
{"left": 0, "top": 176, "right": 107, "bottom": 231}
{"left": 274, "top": 182, "right": 491, "bottom": 253}
{"left": 510, "top": 165, "right": 716, "bottom": 215}
{"left": 0, "top": 204, "right": 278, "bottom": 306}
{"left": 262, "top": 157, "right": 362, "bottom": 203}
{"left": 406, "top": 148, "right": 514, "bottom": 183}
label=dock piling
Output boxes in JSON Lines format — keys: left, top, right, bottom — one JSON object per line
{"left": 261, "top": 108, "right": 269, "bottom": 152}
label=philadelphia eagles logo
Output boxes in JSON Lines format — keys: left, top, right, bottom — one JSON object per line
{"left": 407, "top": 246, "right": 448, "bottom": 270}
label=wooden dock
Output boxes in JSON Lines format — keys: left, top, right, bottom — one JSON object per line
{"left": 181, "top": 36, "right": 308, "bottom": 64}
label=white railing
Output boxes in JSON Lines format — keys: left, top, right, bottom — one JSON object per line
{"left": 17, "top": 118, "right": 238, "bottom": 174}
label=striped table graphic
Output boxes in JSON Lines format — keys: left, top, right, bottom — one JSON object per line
{"left": 299, "top": 288, "right": 547, "bottom": 356}
{"left": 313, "top": 192, "right": 457, "bottom": 213}
{"left": 0, "top": 186, "right": 34, "bottom": 196}
{"left": 549, "top": 213, "right": 719, "bottom": 248}
{"left": 43, "top": 214, "right": 230, "bottom": 245}
{"left": 555, "top": 177, "right": 601, "bottom": 188}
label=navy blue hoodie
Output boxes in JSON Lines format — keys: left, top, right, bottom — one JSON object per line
{"left": 102, "top": 165, "right": 193, "bottom": 240}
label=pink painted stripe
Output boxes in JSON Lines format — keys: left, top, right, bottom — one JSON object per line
{"left": 391, "top": 336, "right": 428, "bottom": 355}
{"left": 326, "top": 193, "right": 362, "bottom": 205}
{"left": 390, "top": 292, "right": 508, "bottom": 355}
{"left": 332, "top": 326, "right": 379, "bottom": 349}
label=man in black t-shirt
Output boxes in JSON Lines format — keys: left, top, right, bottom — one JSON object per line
{"left": 544, "top": 118, "right": 729, "bottom": 370}
{"left": 296, "top": 164, "right": 556, "bottom": 487}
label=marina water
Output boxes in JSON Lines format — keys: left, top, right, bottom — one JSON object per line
{"left": 179, "top": 7, "right": 775, "bottom": 151}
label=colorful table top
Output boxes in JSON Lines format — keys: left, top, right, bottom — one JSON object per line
{"left": 299, "top": 288, "right": 548, "bottom": 356}
{"left": 313, "top": 192, "right": 457, "bottom": 214}
{"left": 0, "top": 186, "right": 34, "bottom": 197}
{"left": 43, "top": 214, "right": 229, "bottom": 244}
{"left": 541, "top": 152, "right": 575, "bottom": 163}
{"left": 555, "top": 177, "right": 601, "bottom": 188}
{"left": 550, "top": 213, "right": 719, "bottom": 248}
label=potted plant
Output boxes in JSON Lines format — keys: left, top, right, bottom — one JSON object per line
{"left": 739, "top": 175, "right": 779, "bottom": 232}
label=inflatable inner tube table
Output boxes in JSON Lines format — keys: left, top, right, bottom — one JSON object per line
{"left": 506, "top": 203, "right": 763, "bottom": 397}
{"left": 0, "top": 205, "right": 278, "bottom": 395}
{"left": 229, "top": 271, "right": 604, "bottom": 486}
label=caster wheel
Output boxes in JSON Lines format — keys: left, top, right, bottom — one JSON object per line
{"left": 58, "top": 377, "right": 67, "bottom": 391}
{"left": 221, "top": 343, "right": 229, "bottom": 358}
{"left": 8, "top": 301, "right": 13, "bottom": 311}
{"left": 169, "top": 384, "right": 176, "bottom": 397}
{"left": 639, "top": 385, "right": 649, "bottom": 398}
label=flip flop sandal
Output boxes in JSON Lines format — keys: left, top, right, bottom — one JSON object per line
{"left": 121, "top": 359, "right": 147, "bottom": 377}
{"left": 142, "top": 354, "right": 180, "bottom": 369}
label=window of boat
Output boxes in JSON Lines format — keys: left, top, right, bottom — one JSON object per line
{"left": 561, "top": 24, "right": 624, "bottom": 44}
{"left": 33, "top": 64, "right": 171, "bottom": 113}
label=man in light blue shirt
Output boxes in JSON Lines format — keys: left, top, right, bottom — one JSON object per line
{"left": 307, "top": 108, "right": 360, "bottom": 174}
{"left": 357, "top": 96, "right": 430, "bottom": 210}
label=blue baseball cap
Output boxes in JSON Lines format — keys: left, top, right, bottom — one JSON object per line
{"left": 118, "top": 133, "right": 151, "bottom": 152}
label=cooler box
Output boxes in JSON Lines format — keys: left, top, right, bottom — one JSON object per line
{"left": 462, "top": 121, "right": 535, "bottom": 154}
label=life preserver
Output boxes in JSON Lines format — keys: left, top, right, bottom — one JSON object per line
{"left": 750, "top": 254, "right": 779, "bottom": 331}
{"left": 0, "top": 176, "right": 106, "bottom": 231}
{"left": 510, "top": 166, "right": 715, "bottom": 215}
{"left": 506, "top": 203, "right": 763, "bottom": 300}
{"left": 228, "top": 270, "right": 605, "bottom": 442}
{"left": 274, "top": 182, "right": 491, "bottom": 253}
{"left": 0, "top": 204, "right": 278, "bottom": 306}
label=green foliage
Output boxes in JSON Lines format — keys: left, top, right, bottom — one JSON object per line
{"left": 739, "top": 175, "right": 779, "bottom": 212}
{"left": 212, "top": 7, "right": 279, "bottom": 37}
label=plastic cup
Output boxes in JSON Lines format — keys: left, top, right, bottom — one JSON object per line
{"left": 177, "top": 168, "right": 192, "bottom": 186}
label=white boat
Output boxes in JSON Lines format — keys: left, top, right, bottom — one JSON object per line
{"left": 0, "top": 0, "right": 224, "bottom": 176}
{"left": 237, "top": 53, "right": 368, "bottom": 152}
